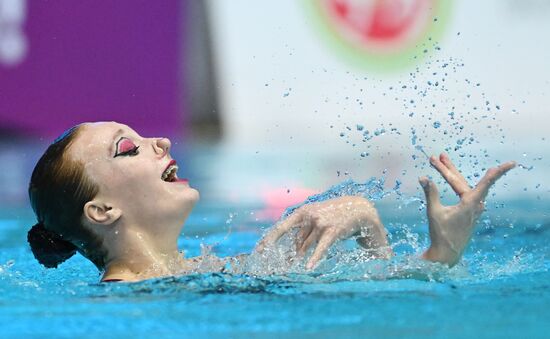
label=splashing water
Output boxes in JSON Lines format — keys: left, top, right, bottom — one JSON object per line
{"left": 282, "top": 177, "right": 389, "bottom": 218}
{"left": 183, "top": 179, "right": 548, "bottom": 288}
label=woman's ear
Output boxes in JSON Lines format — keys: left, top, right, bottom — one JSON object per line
{"left": 83, "top": 201, "right": 122, "bottom": 225}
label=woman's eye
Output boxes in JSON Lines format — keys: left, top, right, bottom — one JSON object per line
{"left": 114, "top": 138, "right": 140, "bottom": 157}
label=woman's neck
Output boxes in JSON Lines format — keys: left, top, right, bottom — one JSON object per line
{"left": 102, "top": 252, "right": 187, "bottom": 282}
{"left": 101, "top": 227, "right": 189, "bottom": 281}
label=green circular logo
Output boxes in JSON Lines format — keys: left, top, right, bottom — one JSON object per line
{"left": 305, "top": 0, "right": 453, "bottom": 72}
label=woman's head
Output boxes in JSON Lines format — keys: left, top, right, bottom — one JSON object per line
{"left": 28, "top": 121, "right": 199, "bottom": 270}
{"left": 28, "top": 124, "right": 103, "bottom": 268}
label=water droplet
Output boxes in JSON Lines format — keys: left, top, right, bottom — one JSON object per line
{"left": 518, "top": 164, "right": 534, "bottom": 171}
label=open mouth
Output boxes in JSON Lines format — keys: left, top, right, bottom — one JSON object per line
{"left": 161, "top": 160, "right": 179, "bottom": 182}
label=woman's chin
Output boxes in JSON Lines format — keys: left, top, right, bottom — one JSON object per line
{"left": 176, "top": 188, "right": 199, "bottom": 217}
{"left": 187, "top": 187, "right": 200, "bottom": 204}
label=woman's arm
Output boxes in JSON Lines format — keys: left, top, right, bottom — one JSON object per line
{"left": 255, "top": 153, "right": 515, "bottom": 270}
{"left": 256, "top": 195, "right": 392, "bottom": 269}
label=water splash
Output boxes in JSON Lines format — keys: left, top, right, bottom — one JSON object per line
{"left": 517, "top": 163, "right": 534, "bottom": 171}
{"left": 282, "top": 177, "right": 389, "bottom": 218}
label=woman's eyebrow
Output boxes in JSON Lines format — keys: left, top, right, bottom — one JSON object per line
{"left": 110, "top": 128, "right": 125, "bottom": 156}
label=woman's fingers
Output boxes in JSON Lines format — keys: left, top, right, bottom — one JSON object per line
{"left": 473, "top": 161, "right": 516, "bottom": 201}
{"left": 306, "top": 230, "right": 338, "bottom": 269}
{"left": 295, "top": 224, "right": 313, "bottom": 253}
{"left": 430, "top": 154, "right": 470, "bottom": 196}
{"left": 439, "top": 153, "right": 471, "bottom": 193}
{"left": 298, "top": 227, "right": 321, "bottom": 256}
{"left": 419, "top": 176, "right": 442, "bottom": 211}
{"left": 256, "top": 211, "right": 304, "bottom": 252}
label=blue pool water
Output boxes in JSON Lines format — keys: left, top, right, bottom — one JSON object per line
{"left": 1, "top": 186, "right": 549, "bottom": 337}
{"left": 0, "top": 138, "right": 548, "bottom": 338}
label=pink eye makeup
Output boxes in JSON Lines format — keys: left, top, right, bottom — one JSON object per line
{"left": 114, "top": 137, "right": 140, "bottom": 158}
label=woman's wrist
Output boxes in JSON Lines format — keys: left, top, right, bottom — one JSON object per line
{"left": 422, "top": 244, "right": 460, "bottom": 267}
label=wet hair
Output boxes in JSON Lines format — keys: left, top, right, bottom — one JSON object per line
{"left": 27, "top": 125, "right": 105, "bottom": 269}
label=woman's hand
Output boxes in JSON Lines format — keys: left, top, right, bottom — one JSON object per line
{"left": 420, "top": 153, "right": 516, "bottom": 266}
{"left": 256, "top": 196, "right": 390, "bottom": 269}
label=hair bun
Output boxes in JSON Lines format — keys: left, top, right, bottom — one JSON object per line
{"left": 27, "top": 222, "right": 77, "bottom": 268}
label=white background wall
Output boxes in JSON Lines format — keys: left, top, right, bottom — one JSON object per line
{"left": 201, "top": 0, "right": 550, "bottom": 202}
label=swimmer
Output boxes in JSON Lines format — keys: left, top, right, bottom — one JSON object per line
{"left": 27, "top": 122, "right": 516, "bottom": 282}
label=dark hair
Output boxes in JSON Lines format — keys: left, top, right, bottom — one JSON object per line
{"left": 27, "top": 222, "right": 77, "bottom": 268}
{"left": 28, "top": 125, "right": 105, "bottom": 269}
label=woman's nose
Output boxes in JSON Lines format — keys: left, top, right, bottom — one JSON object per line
{"left": 153, "top": 137, "right": 171, "bottom": 155}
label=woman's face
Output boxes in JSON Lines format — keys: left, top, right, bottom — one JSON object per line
{"left": 68, "top": 122, "right": 199, "bottom": 233}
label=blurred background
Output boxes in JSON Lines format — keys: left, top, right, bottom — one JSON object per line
{"left": 1, "top": 0, "right": 549, "bottom": 223}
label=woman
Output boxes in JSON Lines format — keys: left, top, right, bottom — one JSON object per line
{"left": 28, "top": 121, "right": 516, "bottom": 282}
